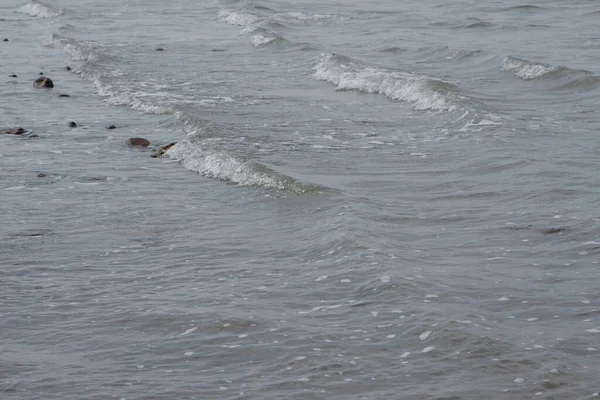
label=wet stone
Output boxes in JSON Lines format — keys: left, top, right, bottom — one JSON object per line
{"left": 127, "top": 138, "right": 151, "bottom": 147}
{"left": 2, "top": 127, "right": 26, "bottom": 135}
{"left": 151, "top": 142, "right": 177, "bottom": 158}
{"left": 69, "top": 121, "right": 77, "bottom": 128}
{"left": 106, "top": 125, "right": 117, "bottom": 130}
{"left": 33, "top": 77, "right": 54, "bottom": 88}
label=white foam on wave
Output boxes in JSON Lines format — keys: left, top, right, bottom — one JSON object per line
{"left": 47, "top": 34, "right": 99, "bottom": 63}
{"left": 501, "top": 56, "right": 559, "bottom": 80}
{"left": 166, "top": 140, "right": 288, "bottom": 190}
{"left": 285, "top": 12, "right": 336, "bottom": 21}
{"left": 218, "top": 9, "right": 261, "bottom": 26}
{"left": 18, "top": 0, "right": 63, "bottom": 18}
{"left": 313, "top": 53, "right": 460, "bottom": 111}
{"left": 251, "top": 34, "right": 278, "bottom": 47}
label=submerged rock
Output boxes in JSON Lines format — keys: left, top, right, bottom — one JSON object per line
{"left": 66, "top": 66, "right": 72, "bottom": 71}
{"left": 3, "top": 38, "right": 8, "bottom": 42}
{"left": 151, "top": 142, "right": 177, "bottom": 158}
{"left": 59, "top": 94, "right": 70, "bottom": 97}
{"left": 9, "top": 74, "right": 17, "bottom": 78}
{"left": 127, "top": 137, "right": 151, "bottom": 147}
{"left": 2, "top": 127, "right": 26, "bottom": 135}
{"left": 69, "top": 121, "right": 77, "bottom": 128}
{"left": 106, "top": 124, "right": 117, "bottom": 130}
{"left": 155, "top": 47, "right": 165, "bottom": 51}
{"left": 542, "top": 227, "right": 567, "bottom": 235}
{"left": 33, "top": 77, "right": 53, "bottom": 88}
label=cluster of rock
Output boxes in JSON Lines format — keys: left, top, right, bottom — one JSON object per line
{"left": 3, "top": 75, "right": 177, "bottom": 157}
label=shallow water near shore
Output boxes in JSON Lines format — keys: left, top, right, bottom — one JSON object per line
{"left": 2, "top": 0, "right": 600, "bottom": 399}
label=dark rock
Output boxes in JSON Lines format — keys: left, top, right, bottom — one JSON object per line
{"left": 33, "top": 77, "right": 53, "bottom": 88}
{"left": 127, "top": 137, "right": 151, "bottom": 147}
{"left": 151, "top": 142, "right": 177, "bottom": 158}
{"left": 69, "top": 121, "right": 77, "bottom": 128}
{"left": 9, "top": 74, "right": 17, "bottom": 78}
{"left": 39, "top": 72, "right": 44, "bottom": 75}
{"left": 2, "top": 127, "right": 26, "bottom": 135}
{"left": 59, "top": 94, "right": 70, "bottom": 97}
{"left": 211, "top": 48, "right": 226, "bottom": 52}
{"left": 28, "top": 134, "right": 41, "bottom": 139}
{"left": 66, "top": 66, "right": 72, "bottom": 71}
{"left": 37, "top": 172, "right": 48, "bottom": 178}
{"left": 106, "top": 125, "right": 116, "bottom": 130}
{"left": 543, "top": 227, "right": 567, "bottom": 235}
{"left": 155, "top": 47, "right": 165, "bottom": 51}
{"left": 3, "top": 38, "right": 8, "bottom": 42}
{"left": 88, "top": 177, "right": 106, "bottom": 181}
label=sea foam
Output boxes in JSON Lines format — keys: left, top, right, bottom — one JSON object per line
{"left": 18, "top": 0, "right": 63, "bottom": 18}
{"left": 313, "top": 53, "right": 462, "bottom": 112}
{"left": 501, "top": 56, "right": 563, "bottom": 80}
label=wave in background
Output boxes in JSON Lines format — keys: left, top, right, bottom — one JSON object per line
{"left": 17, "top": 0, "right": 63, "bottom": 18}
{"left": 218, "top": 8, "right": 286, "bottom": 47}
{"left": 313, "top": 53, "right": 465, "bottom": 112}
{"left": 501, "top": 55, "right": 600, "bottom": 92}
{"left": 501, "top": 55, "right": 586, "bottom": 80}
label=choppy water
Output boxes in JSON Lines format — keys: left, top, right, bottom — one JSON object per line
{"left": 2, "top": 0, "right": 600, "bottom": 399}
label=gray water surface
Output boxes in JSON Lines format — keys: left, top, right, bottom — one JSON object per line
{"left": 2, "top": 0, "right": 600, "bottom": 399}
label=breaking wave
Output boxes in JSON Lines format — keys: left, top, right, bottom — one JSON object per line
{"left": 218, "top": 8, "right": 288, "bottom": 47}
{"left": 48, "top": 34, "right": 321, "bottom": 193}
{"left": 17, "top": 0, "right": 63, "bottom": 18}
{"left": 217, "top": 9, "right": 262, "bottom": 26}
{"left": 313, "top": 53, "right": 464, "bottom": 112}
{"left": 501, "top": 56, "right": 569, "bottom": 80}
{"left": 166, "top": 139, "right": 319, "bottom": 193}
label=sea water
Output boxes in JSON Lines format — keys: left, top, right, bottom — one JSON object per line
{"left": 2, "top": 0, "right": 600, "bottom": 398}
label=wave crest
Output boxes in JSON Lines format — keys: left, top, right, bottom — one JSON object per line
{"left": 501, "top": 56, "right": 566, "bottom": 80}
{"left": 167, "top": 140, "right": 321, "bottom": 193}
{"left": 18, "top": 0, "right": 63, "bottom": 18}
{"left": 313, "top": 53, "right": 462, "bottom": 112}
{"left": 218, "top": 9, "right": 262, "bottom": 26}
